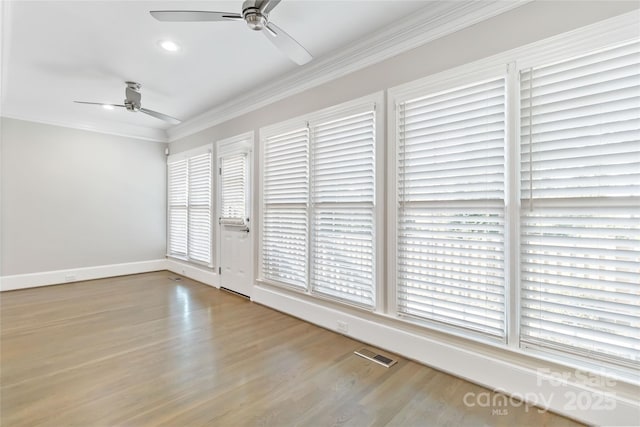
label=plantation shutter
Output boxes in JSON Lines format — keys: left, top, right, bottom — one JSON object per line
{"left": 262, "top": 128, "right": 309, "bottom": 289}
{"left": 220, "top": 153, "right": 248, "bottom": 224}
{"left": 311, "top": 110, "right": 376, "bottom": 308}
{"left": 188, "top": 152, "right": 212, "bottom": 265}
{"left": 520, "top": 40, "right": 640, "bottom": 366}
{"left": 168, "top": 159, "right": 188, "bottom": 258}
{"left": 397, "top": 77, "right": 507, "bottom": 338}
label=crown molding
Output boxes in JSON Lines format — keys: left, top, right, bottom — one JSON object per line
{"left": 166, "top": 0, "right": 530, "bottom": 142}
{"left": 1, "top": 113, "right": 168, "bottom": 143}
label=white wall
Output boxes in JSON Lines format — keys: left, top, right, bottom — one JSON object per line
{"left": 0, "top": 117, "right": 166, "bottom": 277}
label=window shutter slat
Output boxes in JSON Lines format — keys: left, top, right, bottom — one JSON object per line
{"left": 397, "top": 77, "right": 507, "bottom": 339}
{"left": 520, "top": 40, "right": 640, "bottom": 367}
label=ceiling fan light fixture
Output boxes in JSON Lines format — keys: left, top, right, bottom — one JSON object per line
{"left": 245, "top": 12, "right": 266, "bottom": 31}
{"left": 159, "top": 40, "right": 180, "bottom": 52}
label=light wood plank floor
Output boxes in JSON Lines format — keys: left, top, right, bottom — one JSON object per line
{"left": 1, "top": 272, "right": 582, "bottom": 426}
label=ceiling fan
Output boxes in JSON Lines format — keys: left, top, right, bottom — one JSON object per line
{"left": 150, "top": 0, "right": 312, "bottom": 65}
{"left": 74, "top": 82, "right": 181, "bottom": 125}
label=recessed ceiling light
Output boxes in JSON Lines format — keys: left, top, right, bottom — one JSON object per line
{"left": 159, "top": 40, "right": 180, "bottom": 52}
{"left": 102, "top": 104, "right": 115, "bottom": 110}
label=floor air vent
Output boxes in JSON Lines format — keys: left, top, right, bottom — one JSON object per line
{"left": 354, "top": 348, "right": 397, "bottom": 368}
{"left": 168, "top": 277, "right": 182, "bottom": 281}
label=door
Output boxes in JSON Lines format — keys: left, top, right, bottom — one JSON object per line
{"left": 217, "top": 137, "right": 253, "bottom": 297}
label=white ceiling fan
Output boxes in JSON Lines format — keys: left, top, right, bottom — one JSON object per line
{"left": 150, "top": 0, "right": 313, "bottom": 65}
{"left": 74, "top": 82, "right": 181, "bottom": 124}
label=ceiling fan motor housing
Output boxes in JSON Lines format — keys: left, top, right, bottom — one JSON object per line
{"left": 125, "top": 82, "right": 142, "bottom": 111}
{"left": 242, "top": 0, "right": 267, "bottom": 30}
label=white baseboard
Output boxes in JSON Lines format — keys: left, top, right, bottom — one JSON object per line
{"left": 253, "top": 284, "right": 640, "bottom": 427}
{"left": 0, "top": 259, "right": 167, "bottom": 291}
{"left": 165, "top": 259, "right": 219, "bottom": 288}
{"left": 0, "top": 258, "right": 220, "bottom": 291}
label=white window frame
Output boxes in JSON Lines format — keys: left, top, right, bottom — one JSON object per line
{"left": 258, "top": 92, "right": 385, "bottom": 311}
{"left": 387, "top": 10, "right": 640, "bottom": 375}
{"left": 388, "top": 63, "right": 513, "bottom": 343}
{"left": 259, "top": 118, "right": 309, "bottom": 291}
{"left": 166, "top": 144, "right": 214, "bottom": 267}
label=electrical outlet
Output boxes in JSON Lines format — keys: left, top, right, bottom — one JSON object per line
{"left": 337, "top": 321, "right": 349, "bottom": 334}
{"left": 64, "top": 274, "right": 76, "bottom": 282}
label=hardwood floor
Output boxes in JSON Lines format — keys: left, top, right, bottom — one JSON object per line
{"left": 1, "top": 272, "right": 582, "bottom": 426}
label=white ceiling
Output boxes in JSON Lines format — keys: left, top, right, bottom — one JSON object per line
{"left": 1, "top": 0, "right": 434, "bottom": 140}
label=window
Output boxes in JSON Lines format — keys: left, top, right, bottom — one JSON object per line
{"left": 220, "top": 153, "right": 248, "bottom": 225}
{"left": 262, "top": 128, "right": 309, "bottom": 289}
{"left": 390, "top": 32, "right": 639, "bottom": 369}
{"left": 261, "top": 95, "right": 380, "bottom": 308}
{"left": 168, "top": 159, "right": 188, "bottom": 258}
{"left": 257, "top": 19, "right": 638, "bottom": 378}
{"left": 519, "top": 40, "right": 640, "bottom": 366}
{"left": 167, "top": 146, "right": 213, "bottom": 266}
{"left": 395, "top": 75, "right": 507, "bottom": 339}
{"left": 311, "top": 110, "right": 376, "bottom": 307}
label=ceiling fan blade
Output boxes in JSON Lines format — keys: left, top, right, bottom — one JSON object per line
{"left": 150, "top": 11, "right": 242, "bottom": 22}
{"left": 140, "top": 108, "right": 181, "bottom": 125}
{"left": 258, "top": 0, "right": 282, "bottom": 15}
{"left": 263, "top": 23, "right": 312, "bottom": 65}
{"left": 74, "top": 101, "right": 126, "bottom": 108}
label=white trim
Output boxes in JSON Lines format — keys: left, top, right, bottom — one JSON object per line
{"left": 0, "top": 259, "right": 221, "bottom": 292}
{"left": 385, "top": 89, "right": 398, "bottom": 316}
{"left": 167, "top": 143, "right": 212, "bottom": 163}
{"left": 259, "top": 117, "right": 308, "bottom": 141}
{"left": 374, "top": 93, "right": 385, "bottom": 314}
{"left": 259, "top": 92, "right": 383, "bottom": 139}
{"left": 0, "top": 260, "right": 167, "bottom": 291}
{"left": 0, "top": 113, "right": 168, "bottom": 143}
{"left": 388, "top": 63, "right": 508, "bottom": 106}
{"left": 252, "top": 284, "right": 640, "bottom": 427}
{"left": 216, "top": 131, "right": 254, "bottom": 156}
{"left": 166, "top": 258, "right": 220, "bottom": 288}
{"left": 505, "top": 61, "right": 521, "bottom": 349}
{"left": 166, "top": 0, "right": 529, "bottom": 142}
{"left": 306, "top": 94, "right": 381, "bottom": 128}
